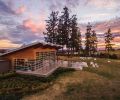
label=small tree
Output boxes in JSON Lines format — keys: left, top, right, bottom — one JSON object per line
{"left": 70, "top": 15, "right": 79, "bottom": 54}
{"left": 44, "top": 11, "right": 58, "bottom": 44}
{"left": 85, "top": 22, "right": 92, "bottom": 56}
{"left": 77, "top": 28, "right": 83, "bottom": 55}
{"left": 105, "top": 28, "right": 114, "bottom": 57}
{"left": 61, "top": 7, "right": 71, "bottom": 48}
{"left": 91, "top": 30, "right": 98, "bottom": 56}
{"left": 57, "top": 6, "right": 71, "bottom": 53}
{"left": 57, "top": 18, "right": 64, "bottom": 45}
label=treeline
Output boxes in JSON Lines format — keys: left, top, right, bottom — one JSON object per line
{"left": 44, "top": 7, "right": 114, "bottom": 57}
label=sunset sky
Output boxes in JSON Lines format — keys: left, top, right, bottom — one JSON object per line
{"left": 0, "top": 0, "right": 120, "bottom": 49}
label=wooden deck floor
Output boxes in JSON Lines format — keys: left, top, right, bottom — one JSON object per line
{"left": 16, "top": 66, "right": 59, "bottom": 77}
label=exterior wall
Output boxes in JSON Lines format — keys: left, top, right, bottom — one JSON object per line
{"left": 0, "top": 60, "right": 11, "bottom": 73}
{"left": 1, "top": 47, "right": 57, "bottom": 71}
{"left": 34, "top": 48, "right": 56, "bottom": 58}
{"left": 2, "top": 47, "right": 34, "bottom": 70}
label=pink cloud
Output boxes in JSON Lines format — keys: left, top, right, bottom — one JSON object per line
{"left": 113, "top": 37, "right": 120, "bottom": 42}
{"left": 94, "top": 18, "right": 120, "bottom": 34}
{"left": 15, "top": 5, "right": 26, "bottom": 14}
{"left": 23, "top": 19, "right": 46, "bottom": 33}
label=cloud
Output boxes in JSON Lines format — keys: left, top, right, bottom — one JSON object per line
{"left": 85, "top": 0, "right": 120, "bottom": 9}
{"left": 23, "top": 19, "right": 39, "bottom": 32}
{"left": 15, "top": 5, "right": 26, "bottom": 15}
{"left": 6, "top": 24, "right": 44, "bottom": 44}
{"left": 94, "top": 17, "right": 120, "bottom": 33}
{"left": 47, "top": 0, "right": 120, "bottom": 11}
{"left": 47, "top": 0, "right": 84, "bottom": 10}
{"left": 80, "top": 13, "right": 112, "bottom": 23}
{"left": 0, "top": 0, "right": 120, "bottom": 49}
{"left": 113, "top": 37, "right": 120, "bottom": 42}
{"left": 0, "top": 0, "right": 15, "bottom": 15}
{"left": 0, "top": 39, "right": 21, "bottom": 49}
{"left": 23, "top": 19, "right": 46, "bottom": 33}
{"left": 0, "top": 15, "right": 45, "bottom": 48}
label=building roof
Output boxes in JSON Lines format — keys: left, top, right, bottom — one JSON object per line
{"left": 0, "top": 42, "right": 62, "bottom": 56}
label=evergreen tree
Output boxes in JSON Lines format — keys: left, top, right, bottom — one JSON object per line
{"left": 85, "top": 23, "right": 92, "bottom": 56}
{"left": 57, "top": 18, "right": 64, "bottom": 45}
{"left": 77, "top": 28, "right": 83, "bottom": 54}
{"left": 70, "top": 15, "right": 82, "bottom": 54}
{"left": 61, "top": 6, "right": 71, "bottom": 48}
{"left": 105, "top": 28, "right": 114, "bottom": 56}
{"left": 91, "top": 30, "right": 98, "bottom": 56}
{"left": 44, "top": 7, "right": 82, "bottom": 55}
{"left": 44, "top": 11, "right": 58, "bottom": 44}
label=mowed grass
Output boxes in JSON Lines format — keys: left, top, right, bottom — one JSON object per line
{"left": 23, "top": 57, "right": 120, "bottom": 100}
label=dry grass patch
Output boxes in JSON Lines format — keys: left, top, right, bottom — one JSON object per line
{"left": 23, "top": 57, "right": 120, "bottom": 100}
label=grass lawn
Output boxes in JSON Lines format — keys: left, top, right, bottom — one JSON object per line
{"left": 23, "top": 57, "right": 120, "bottom": 100}
{"left": 0, "top": 57, "right": 120, "bottom": 100}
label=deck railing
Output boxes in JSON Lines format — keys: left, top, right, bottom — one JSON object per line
{"left": 15, "top": 59, "right": 56, "bottom": 72}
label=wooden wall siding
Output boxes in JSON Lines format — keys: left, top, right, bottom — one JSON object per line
{"left": 2, "top": 47, "right": 34, "bottom": 70}
{"left": 3, "top": 47, "right": 56, "bottom": 60}
{"left": 3, "top": 47, "right": 34, "bottom": 60}
{"left": 1, "top": 47, "right": 57, "bottom": 70}
{"left": 34, "top": 48, "right": 56, "bottom": 52}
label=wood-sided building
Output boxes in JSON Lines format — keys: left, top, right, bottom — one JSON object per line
{"left": 0, "top": 42, "right": 62, "bottom": 76}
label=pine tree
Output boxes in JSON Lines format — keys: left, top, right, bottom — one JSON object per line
{"left": 105, "top": 28, "right": 114, "bottom": 56}
{"left": 57, "top": 17, "right": 64, "bottom": 45}
{"left": 77, "top": 28, "right": 83, "bottom": 54}
{"left": 85, "top": 23, "right": 92, "bottom": 56}
{"left": 61, "top": 6, "right": 71, "bottom": 49}
{"left": 44, "top": 11, "right": 58, "bottom": 44}
{"left": 91, "top": 30, "right": 98, "bottom": 56}
{"left": 70, "top": 15, "right": 81, "bottom": 54}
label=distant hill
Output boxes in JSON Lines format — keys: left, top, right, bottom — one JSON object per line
{"left": 0, "top": 49, "right": 8, "bottom": 54}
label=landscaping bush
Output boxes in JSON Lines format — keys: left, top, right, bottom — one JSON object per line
{"left": 0, "top": 72, "right": 16, "bottom": 80}
{"left": 109, "top": 54, "right": 118, "bottom": 59}
{"left": 97, "top": 53, "right": 118, "bottom": 59}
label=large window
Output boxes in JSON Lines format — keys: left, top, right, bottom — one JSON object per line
{"left": 36, "top": 51, "right": 56, "bottom": 68}
{"left": 14, "top": 59, "right": 25, "bottom": 67}
{"left": 14, "top": 51, "right": 56, "bottom": 71}
{"left": 14, "top": 59, "right": 32, "bottom": 71}
{"left": 14, "top": 59, "right": 26, "bottom": 70}
{"left": 36, "top": 52, "right": 56, "bottom": 60}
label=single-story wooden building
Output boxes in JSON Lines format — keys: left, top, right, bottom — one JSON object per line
{"left": 0, "top": 42, "right": 62, "bottom": 76}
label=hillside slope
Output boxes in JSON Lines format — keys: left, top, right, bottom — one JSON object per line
{"left": 23, "top": 58, "right": 120, "bottom": 100}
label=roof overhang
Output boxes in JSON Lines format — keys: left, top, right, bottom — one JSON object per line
{"left": 0, "top": 42, "right": 63, "bottom": 57}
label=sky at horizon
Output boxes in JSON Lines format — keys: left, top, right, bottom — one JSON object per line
{"left": 0, "top": 0, "right": 120, "bottom": 49}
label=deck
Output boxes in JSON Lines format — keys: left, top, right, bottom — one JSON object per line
{"left": 16, "top": 60, "right": 83, "bottom": 77}
{"left": 16, "top": 65, "right": 59, "bottom": 77}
